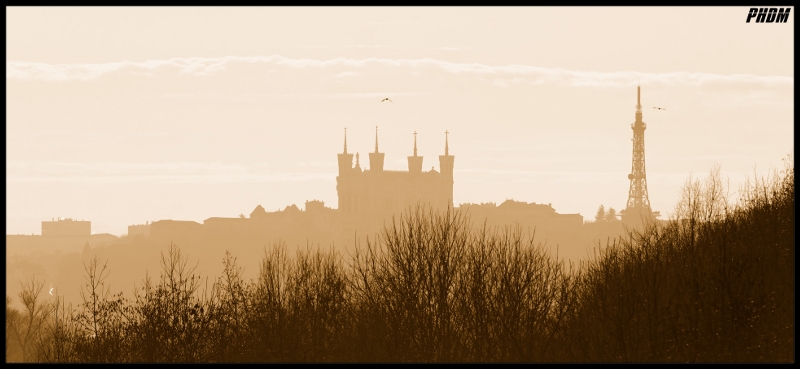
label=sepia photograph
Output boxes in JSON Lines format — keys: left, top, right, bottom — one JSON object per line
{"left": 5, "top": 6, "right": 794, "bottom": 362}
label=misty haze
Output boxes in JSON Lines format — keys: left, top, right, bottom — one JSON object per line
{"left": 6, "top": 7, "right": 794, "bottom": 363}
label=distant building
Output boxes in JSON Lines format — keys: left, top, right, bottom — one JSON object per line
{"left": 121, "top": 128, "right": 626, "bottom": 262}
{"left": 128, "top": 222, "right": 151, "bottom": 238}
{"left": 458, "top": 199, "right": 583, "bottom": 231}
{"left": 41, "top": 218, "right": 90, "bottom": 237}
{"left": 250, "top": 205, "right": 268, "bottom": 219}
{"left": 337, "top": 128, "right": 454, "bottom": 231}
{"left": 150, "top": 220, "right": 203, "bottom": 242}
{"left": 139, "top": 129, "right": 587, "bottom": 252}
{"left": 305, "top": 199, "right": 326, "bottom": 212}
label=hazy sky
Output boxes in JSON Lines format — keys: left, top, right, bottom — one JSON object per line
{"left": 7, "top": 7, "right": 794, "bottom": 235}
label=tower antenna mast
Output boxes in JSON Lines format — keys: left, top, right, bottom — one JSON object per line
{"left": 621, "top": 86, "right": 655, "bottom": 224}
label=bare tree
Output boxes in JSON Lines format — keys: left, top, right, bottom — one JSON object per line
{"left": 8, "top": 277, "right": 53, "bottom": 362}
{"left": 6, "top": 296, "right": 21, "bottom": 361}
{"left": 32, "top": 295, "right": 80, "bottom": 363}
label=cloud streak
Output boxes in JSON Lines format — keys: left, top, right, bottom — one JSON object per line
{"left": 160, "top": 91, "right": 428, "bottom": 100}
{"left": 7, "top": 173, "right": 333, "bottom": 185}
{"left": 293, "top": 44, "right": 472, "bottom": 51}
{"left": 7, "top": 55, "right": 792, "bottom": 88}
{"left": 7, "top": 161, "right": 335, "bottom": 184}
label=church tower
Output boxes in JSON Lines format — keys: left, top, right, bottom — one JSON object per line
{"left": 407, "top": 131, "right": 423, "bottom": 173}
{"left": 368, "top": 126, "right": 385, "bottom": 172}
{"left": 337, "top": 128, "right": 355, "bottom": 213}
{"left": 438, "top": 130, "right": 455, "bottom": 208}
{"left": 337, "top": 128, "right": 354, "bottom": 176}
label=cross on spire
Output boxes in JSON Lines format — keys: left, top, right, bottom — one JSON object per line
{"left": 375, "top": 126, "right": 379, "bottom": 153}
{"left": 413, "top": 131, "right": 418, "bottom": 157}
{"left": 445, "top": 130, "right": 450, "bottom": 156}
{"left": 343, "top": 127, "right": 348, "bottom": 154}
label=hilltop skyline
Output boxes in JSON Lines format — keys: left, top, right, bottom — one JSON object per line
{"left": 6, "top": 7, "right": 793, "bottom": 235}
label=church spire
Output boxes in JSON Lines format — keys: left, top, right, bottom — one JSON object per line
{"left": 444, "top": 130, "right": 450, "bottom": 156}
{"left": 408, "top": 130, "right": 423, "bottom": 173}
{"left": 413, "top": 131, "right": 418, "bottom": 157}
{"left": 343, "top": 127, "right": 348, "bottom": 154}
{"left": 337, "top": 127, "right": 354, "bottom": 177}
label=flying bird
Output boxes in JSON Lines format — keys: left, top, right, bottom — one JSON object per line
{"left": 653, "top": 107, "right": 666, "bottom": 110}
{"left": 381, "top": 98, "right": 392, "bottom": 103}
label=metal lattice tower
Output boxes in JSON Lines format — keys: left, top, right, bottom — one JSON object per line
{"left": 622, "top": 86, "right": 654, "bottom": 224}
